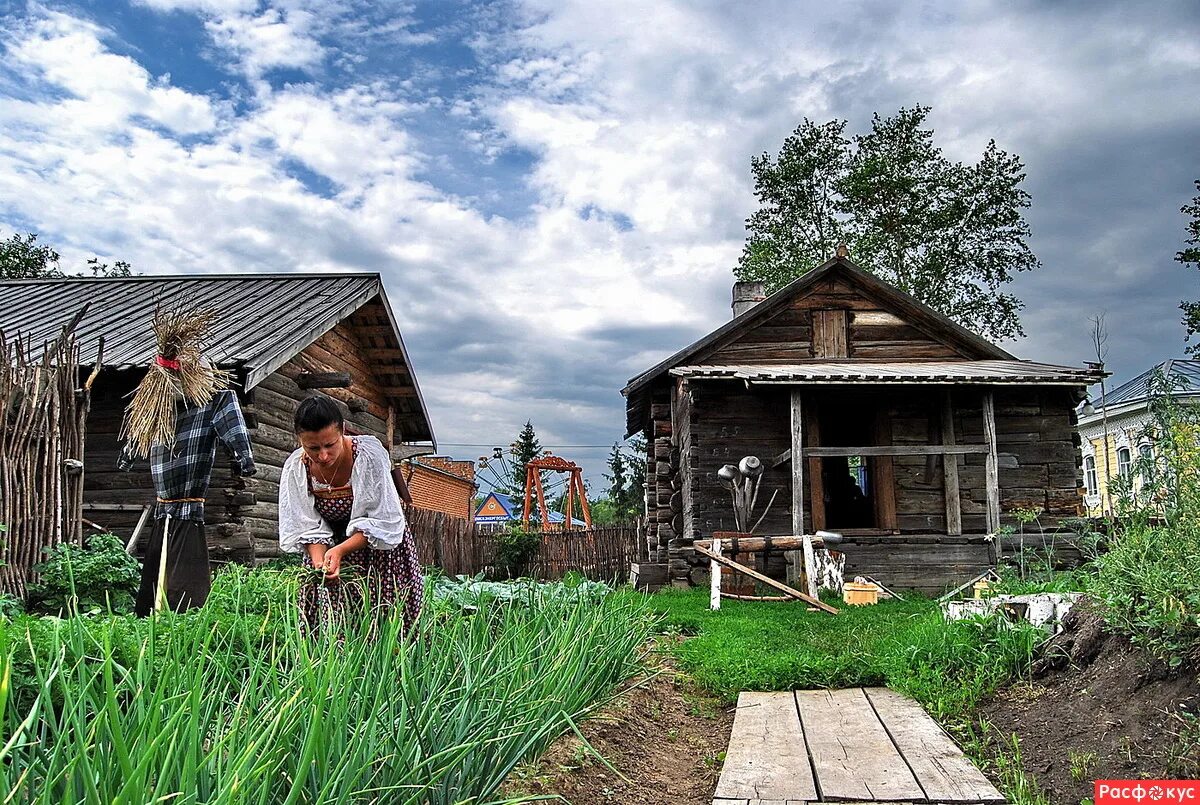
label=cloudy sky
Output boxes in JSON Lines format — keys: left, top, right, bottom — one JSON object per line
{"left": 1, "top": 0, "right": 1198, "bottom": 488}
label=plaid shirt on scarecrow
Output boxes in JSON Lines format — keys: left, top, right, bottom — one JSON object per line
{"left": 118, "top": 390, "right": 256, "bottom": 521}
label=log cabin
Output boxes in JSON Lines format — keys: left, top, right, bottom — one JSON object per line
{"left": 0, "top": 272, "right": 435, "bottom": 563}
{"left": 622, "top": 256, "right": 1104, "bottom": 593}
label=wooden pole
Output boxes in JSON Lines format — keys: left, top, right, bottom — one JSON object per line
{"left": 522, "top": 466, "right": 534, "bottom": 527}
{"left": 942, "top": 390, "right": 962, "bottom": 536}
{"left": 790, "top": 390, "right": 804, "bottom": 538}
{"left": 709, "top": 537, "right": 722, "bottom": 611}
{"left": 695, "top": 543, "right": 838, "bottom": 614}
{"left": 983, "top": 390, "right": 1001, "bottom": 534}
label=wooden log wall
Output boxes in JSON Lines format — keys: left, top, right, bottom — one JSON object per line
{"left": 235, "top": 325, "right": 395, "bottom": 561}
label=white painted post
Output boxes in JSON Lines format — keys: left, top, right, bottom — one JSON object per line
{"left": 710, "top": 537, "right": 722, "bottom": 610}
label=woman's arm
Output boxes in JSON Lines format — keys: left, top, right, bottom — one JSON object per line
{"left": 347, "top": 437, "right": 408, "bottom": 551}
{"left": 279, "top": 451, "right": 334, "bottom": 554}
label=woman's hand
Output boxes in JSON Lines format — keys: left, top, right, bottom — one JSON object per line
{"left": 322, "top": 546, "right": 343, "bottom": 581}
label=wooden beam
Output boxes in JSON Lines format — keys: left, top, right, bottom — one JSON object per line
{"left": 804, "top": 445, "right": 988, "bottom": 457}
{"left": 790, "top": 390, "right": 804, "bottom": 538}
{"left": 296, "top": 371, "right": 352, "bottom": 389}
{"left": 709, "top": 537, "right": 722, "bottom": 611}
{"left": 695, "top": 543, "right": 838, "bottom": 614}
{"left": 942, "top": 390, "right": 962, "bottom": 536}
{"left": 983, "top": 390, "right": 1001, "bottom": 533}
{"left": 695, "top": 536, "right": 832, "bottom": 551}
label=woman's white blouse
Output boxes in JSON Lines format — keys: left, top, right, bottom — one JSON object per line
{"left": 278, "top": 435, "right": 407, "bottom": 554}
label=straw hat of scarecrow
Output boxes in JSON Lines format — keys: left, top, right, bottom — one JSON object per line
{"left": 119, "top": 306, "right": 232, "bottom": 459}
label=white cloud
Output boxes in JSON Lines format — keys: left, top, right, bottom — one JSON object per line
{"left": 1, "top": 1, "right": 1198, "bottom": 481}
{"left": 205, "top": 7, "right": 325, "bottom": 78}
{"left": 3, "top": 11, "right": 216, "bottom": 135}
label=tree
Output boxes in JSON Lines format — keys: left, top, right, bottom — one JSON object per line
{"left": 603, "top": 437, "right": 647, "bottom": 522}
{"left": 1178, "top": 180, "right": 1200, "bottom": 355}
{"left": 0, "top": 231, "right": 133, "bottom": 279}
{"left": 736, "top": 105, "right": 1038, "bottom": 341}
{"left": 506, "top": 420, "right": 543, "bottom": 499}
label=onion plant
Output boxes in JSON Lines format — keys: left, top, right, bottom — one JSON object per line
{"left": 0, "top": 573, "right": 652, "bottom": 803}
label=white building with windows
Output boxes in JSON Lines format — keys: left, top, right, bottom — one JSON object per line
{"left": 1076, "top": 359, "right": 1200, "bottom": 515}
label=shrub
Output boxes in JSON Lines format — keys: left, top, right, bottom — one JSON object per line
{"left": 26, "top": 532, "right": 140, "bottom": 615}
{"left": 494, "top": 525, "right": 541, "bottom": 578}
{"left": 1093, "top": 371, "right": 1200, "bottom": 667}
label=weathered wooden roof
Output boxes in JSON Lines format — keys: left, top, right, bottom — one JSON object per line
{"left": 0, "top": 272, "right": 434, "bottom": 443}
{"left": 672, "top": 360, "right": 1103, "bottom": 385}
{"left": 622, "top": 256, "right": 1096, "bottom": 437}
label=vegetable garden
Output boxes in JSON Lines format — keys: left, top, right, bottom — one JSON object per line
{"left": 0, "top": 569, "right": 653, "bottom": 803}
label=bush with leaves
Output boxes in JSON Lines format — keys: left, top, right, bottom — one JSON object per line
{"left": 1094, "top": 371, "right": 1200, "bottom": 667}
{"left": 26, "top": 533, "right": 141, "bottom": 615}
{"left": 493, "top": 525, "right": 541, "bottom": 579}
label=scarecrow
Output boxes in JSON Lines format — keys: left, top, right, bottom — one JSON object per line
{"left": 118, "top": 307, "right": 256, "bottom": 616}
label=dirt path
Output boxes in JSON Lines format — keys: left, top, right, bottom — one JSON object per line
{"left": 500, "top": 644, "right": 734, "bottom": 804}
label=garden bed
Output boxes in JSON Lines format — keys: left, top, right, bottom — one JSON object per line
{"left": 500, "top": 643, "right": 733, "bottom": 804}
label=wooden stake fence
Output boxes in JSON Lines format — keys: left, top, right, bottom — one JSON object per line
{"left": 406, "top": 507, "right": 638, "bottom": 583}
{"left": 0, "top": 310, "right": 97, "bottom": 596}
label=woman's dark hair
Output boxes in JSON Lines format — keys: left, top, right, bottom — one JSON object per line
{"left": 293, "top": 396, "right": 345, "bottom": 434}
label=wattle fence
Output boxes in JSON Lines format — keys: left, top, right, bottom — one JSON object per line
{"left": 407, "top": 507, "right": 640, "bottom": 584}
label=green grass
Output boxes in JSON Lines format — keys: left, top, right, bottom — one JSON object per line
{"left": 648, "top": 588, "right": 933, "bottom": 698}
{"left": 647, "top": 586, "right": 1041, "bottom": 728}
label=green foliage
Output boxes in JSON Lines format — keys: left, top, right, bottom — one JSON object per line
{"left": 505, "top": 420, "right": 543, "bottom": 498}
{"left": 0, "top": 569, "right": 652, "bottom": 802}
{"left": 1177, "top": 180, "right": 1200, "bottom": 355}
{"left": 736, "top": 105, "right": 1037, "bottom": 341}
{"left": 430, "top": 572, "right": 612, "bottom": 611}
{"left": 603, "top": 437, "right": 647, "bottom": 522}
{"left": 26, "top": 532, "right": 141, "bottom": 615}
{"left": 0, "top": 232, "right": 61, "bottom": 278}
{"left": 0, "top": 230, "right": 134, "bottom": 278}
{"left": 1093, "top": 372, "right": 1200, "bottom": 667}
{"left": 494, "top": 525, "right": 542, "bottom": 578}
{"left": 648, "top": 587, "right": 1040, "bottom": 723}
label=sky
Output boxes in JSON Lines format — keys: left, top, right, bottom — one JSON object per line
{"left": 0, "top": 0, "right": 1198, "bottom": 491}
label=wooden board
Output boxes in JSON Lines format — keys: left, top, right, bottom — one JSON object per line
{"left": 694, "top": 545, "right": 838, "bottom": 614}
{"left": 714, "top": 692, "right": 818, "bottom": 802}
{"left": 864, "top": 688, "right": 1005, "bottom": 803}
{"left": 794, "top": 688, "right": 924, "bottom": 802}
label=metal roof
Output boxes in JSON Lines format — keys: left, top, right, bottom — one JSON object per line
{"left": 1093, "top": 359, "right": 1200, "bottom": 408}
{"left": 670, "top": 360, "right": 1103, "bottom": 385}
{"left": 0, "top": 272, "right": 435, "bottom": 443}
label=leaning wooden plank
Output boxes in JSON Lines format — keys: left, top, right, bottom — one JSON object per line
{"left": 864, "top": 688, "right": 1006, "bottom": 803}
{"left": 695, "top": 545, "right": 838, "bottom": 614}
{"left": 795, "top": 688, "right": 924, "bottom": 802}
{"left": 714, "top": 692, "right": 818, "bottom": 802}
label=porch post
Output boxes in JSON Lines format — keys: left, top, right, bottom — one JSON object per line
{"left": 791, "top": 390, "right": 805, "bottom": 536}
{"left": 982, "top": 390, "right": 1001, "bottom": 534}
{"left": 942, "top": 390, "right": 962, "bottom": 535}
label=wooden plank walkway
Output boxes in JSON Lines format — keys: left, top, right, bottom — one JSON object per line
{"left": 713, "top": 687, "right": 1005, "bottom": 805}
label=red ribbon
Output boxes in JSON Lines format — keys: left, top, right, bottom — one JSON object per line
{"left": 155, "top": 355, "right": 181, "bottom": 371}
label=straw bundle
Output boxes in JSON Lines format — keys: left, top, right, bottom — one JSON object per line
{"left": 119, "top": 306, "right": 232, "bottom": 459}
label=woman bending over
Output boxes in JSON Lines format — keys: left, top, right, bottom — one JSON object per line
{"left": 278, "top": 396, "right": 422, "bottom": 632}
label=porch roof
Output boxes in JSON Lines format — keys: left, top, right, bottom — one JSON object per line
{"left": 670, "top": 360, "right": 1103, "bottom": 385}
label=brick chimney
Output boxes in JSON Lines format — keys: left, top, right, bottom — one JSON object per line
{"left": 732, "top": 281, "right": 766, "bottom": 317}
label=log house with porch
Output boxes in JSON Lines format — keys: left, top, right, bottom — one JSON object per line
{"left": 623, "top": 256, "right": 1103, "bottom": 592}
{"left": 0, "top": 273, "right": 434, "bottom": 563}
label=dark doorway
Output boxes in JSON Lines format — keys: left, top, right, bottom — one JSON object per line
{"left": 809, "top": 393, "right": 896, "bottom": 533}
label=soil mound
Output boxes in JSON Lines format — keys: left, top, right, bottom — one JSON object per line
{"left": 981, "top": 602, "right": 1200, "bottom": 804}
